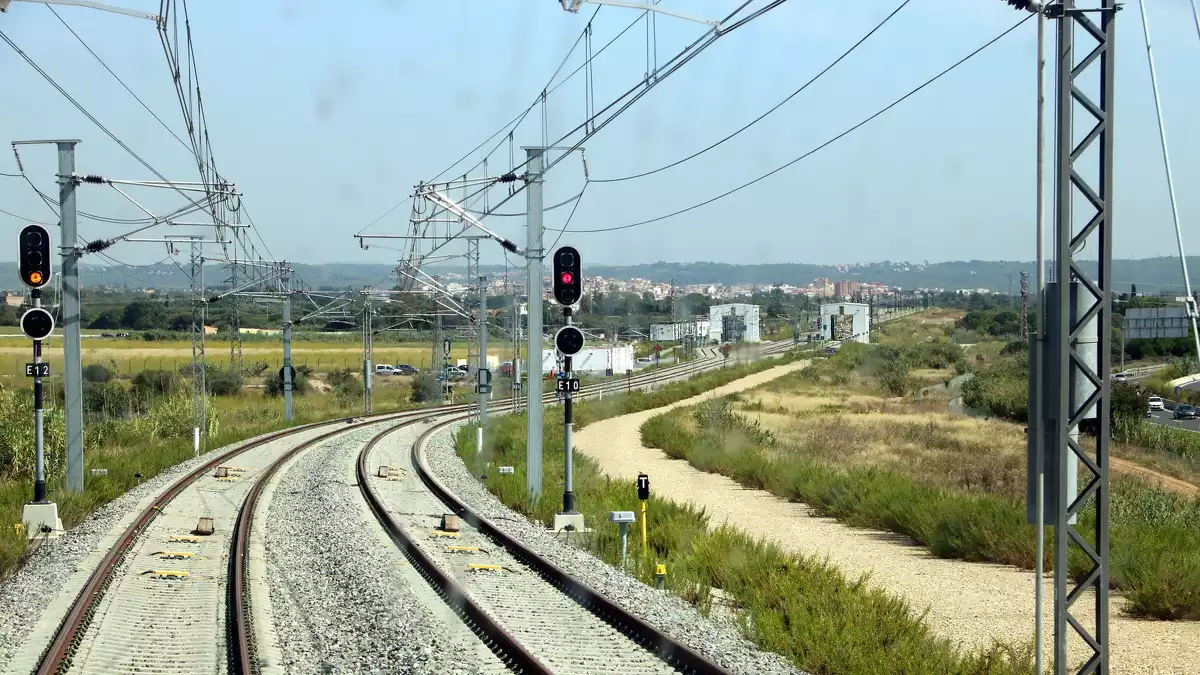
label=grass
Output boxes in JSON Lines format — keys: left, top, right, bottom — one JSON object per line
{"left": 456, "top": 362, "right": 1034, "bottom": 674}
{"left": 0, "top": 343, "right": 510, "bottom": 376}
{"left": 639, "top": 357, "right": 1200, "bottom": 621}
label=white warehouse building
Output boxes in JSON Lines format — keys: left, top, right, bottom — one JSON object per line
{"left": 649, "top": 319, "right": 710, "bottom": 342}
{"left": 819, "top": 302, "right": 871, "bottom": 343}
{"left": 708, "top": 304, "right": 761, "bottom": 343}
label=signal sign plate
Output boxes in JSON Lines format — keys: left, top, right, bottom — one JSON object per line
{"left": 20, "top": 307, "right": 55, "bottom": 341}
{"left": 555, "top": 378, "right": 581, "bottom": 393}
{"left": 25, "top": 362, "right": 50, "bottom": 377}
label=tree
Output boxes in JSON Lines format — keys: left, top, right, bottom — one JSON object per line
{"left": 132, "top": 369, "right": 180, "bottom": 397}
{"left": 88, "top": 311, "right": 121, "bottom": 330}
{"left": 82, "top": 364, "right": 113, "bottom": 383}
{"left": 121, "top": 299, "right": 167, "bottom": 330}
{"left": 168, "top": 314, "right": 192, "bottom": 332}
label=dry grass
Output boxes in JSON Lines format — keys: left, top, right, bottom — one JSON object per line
{"left": 736, "top": 388, "right": 1028, "bottom": 500}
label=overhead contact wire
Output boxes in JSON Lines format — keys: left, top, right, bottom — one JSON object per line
{"left": 566, "top": 13, "right": 1033, "bottom": 234}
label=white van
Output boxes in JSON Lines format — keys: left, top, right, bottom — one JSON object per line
{"left": 375, "top": 364, "right": 396, "bottom": 376}
{"left": 1148, "top": 396, "right": 1164, "bottom": 411}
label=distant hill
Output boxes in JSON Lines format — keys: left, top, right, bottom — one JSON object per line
{"left": 1, "top": 257, "right": 1197, "bottom": 295}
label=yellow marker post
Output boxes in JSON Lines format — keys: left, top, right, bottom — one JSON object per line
{"left": 640, "top": 500, "right": 647, "bottom": 549}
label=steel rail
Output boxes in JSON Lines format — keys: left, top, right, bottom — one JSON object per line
{"left": 35, "top": 342, "right": 785, "bottom": 673}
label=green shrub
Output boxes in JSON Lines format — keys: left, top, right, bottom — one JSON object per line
{"left": 409, "top": 374, "right": 440, "bottom": 403}
{"left": 206, "top": 369, "right": 244, "bottom": 396}
{"left": 131, "top": 369, "right": 180, "bottom": 397}
{"left": 263, "top": 371, "right": 308, "bottom": 397}
{"left": 877, "top": 359, "right": 911, "bottom": 397}
{"left": 328, "top": 367, "right": 363, "bottom": 398}
{"left": 82, "top": 381, "right": 132, "bottom": 417}
{"left": 82, "top": 364, "right": 113, "bottom": 383}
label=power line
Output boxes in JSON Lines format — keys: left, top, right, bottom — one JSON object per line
{"left": 432, "top": 0, "right": 776, "bottom": 233}
{"left": 546, "top": 180, "right": 591, "bottom": 253}
{"left": 556, "top": 13, "right": 1033, "bottom": 234}
{"left": 363, "top": 5, "right": 644, "bottom": 234}
{"left": 592, "top": 0, "right": 912, "bottom": 183}
{"left": 0, "top": 28, "right": 205, "bottom": 207}
{"left": 45, "top": 5, "right": 198, "bottom": 163}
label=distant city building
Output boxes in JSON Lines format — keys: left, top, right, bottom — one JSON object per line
{"left": 834, "top": 280, "right": 859, "bottom": 298}
{"left": 708, "top": 303, "right": 761, "bottom": 343}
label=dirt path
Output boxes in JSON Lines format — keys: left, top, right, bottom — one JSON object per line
{"left": 575, "top": 362, "right": 1200, "bottom": 674}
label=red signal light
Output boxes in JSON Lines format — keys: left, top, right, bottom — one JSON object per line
{"left": 561, "top": 272, "right": 573, "bottom": 285}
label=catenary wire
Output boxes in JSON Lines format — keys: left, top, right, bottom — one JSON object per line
{"left": 546, "top": 180, "right": 590, "bottom": 253}
{"left": 365, "top": 5, "right": 641, "bottom": 233}
{"left": 592, "top": 0, "right": 912, "bottom": 183}
{"left": 554, "top": 13, "right": 1033, "bottom": 234}
{"left": 428, "top": 0, "right": 771, "bottom": 235}
{"left": 46, "top": 5, "right": 200, "bottom": 166}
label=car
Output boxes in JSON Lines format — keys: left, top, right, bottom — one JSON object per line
{"left": 395, "top": 364, "right": 418, "bottom": 376}
{"left": 636, "top": 356, "right": 653, "bottom": 364}
{"left": 1174, "top": 404, "right": 1196, "bottom": 420}
{"left": 1112, "top": 373, "right": 1128, "bottom": 382}
{"left": 1148, "top": 396, "right": 1165, "bottom": 411}
{"left": 374, "top": 364, "right": 396, "bottom": 376}
{"left": 456, "top": 364, "right": 470, "bottom": 373}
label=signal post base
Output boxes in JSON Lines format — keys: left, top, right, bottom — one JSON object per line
{"left": 551, "top": 512, "right": 587, "bottom": 535}
{"left": 22, "top": 501, "right": 63, "bottom": 540}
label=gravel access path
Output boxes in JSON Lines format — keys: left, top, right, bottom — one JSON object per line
{"left": 420, "top": 421, "right": 803, "bottom": 675}
{"left": 573, "top": 362, "right": 1200, "bottom": 675}
{"left": 263, "top": 420, "right": 497, "bottom": 675}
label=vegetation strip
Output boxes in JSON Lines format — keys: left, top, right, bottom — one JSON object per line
{"left": 640, "top": 334, "right": 1200, "bottom": 623}
{"left": 458, "top": 354, "right": 1036, "bottom": 675}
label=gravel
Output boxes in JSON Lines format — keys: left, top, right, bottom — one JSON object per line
{"left": 422, "top": 422, "right": 805, "bottom": 675}
{"left": 0, "top": 425, "right": 309, "bottom": 671}
{"left": 263, "top": 425, "right": 484, "bottom": 675}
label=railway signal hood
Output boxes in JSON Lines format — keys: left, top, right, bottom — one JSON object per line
{"left": 553, "top": 246, "right": 581, "bottom": 306}
{"left": 18, "top": 224, "right": 52, "bottom": 289}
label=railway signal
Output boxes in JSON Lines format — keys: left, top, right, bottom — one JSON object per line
{"left": 637, "top": 472, "right": 650, "bottom": 548}
{"left": 552, "top": 246, "right": 581, "bottom": 306}
{"left": 18, "top": 225, "right": 61, "bottom": 538}
{"left": 554, "top": 325, "right": 585, "bottom": 356}
{"left": 552, "top": 246, "right": 585, "bottom": 533}
{"left": 18, "top": 224, "right": 52, "bottom": 289}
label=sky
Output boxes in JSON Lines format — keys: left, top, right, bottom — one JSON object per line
{"left": 1, "top": 0, "right": 1199, "bottom": 277}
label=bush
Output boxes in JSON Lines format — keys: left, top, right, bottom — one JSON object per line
{"left": 131, "top": 369, "right": 181, "bottom": 397}
{"left": 246, "top": 361, "right": 270, "bottom": 376}
{"left": 327, "top": 368, "right": 363, "bottom": 398}
{"left": 82, "top": 364, "right": 113, "bottom": 383}
{"left": 877, "top": 359, "right": 911, "bottom": 397}
{"left": 409, "top": 374, "right": 440, "bottom": 403}
{"left": 82, "top": 381, "right": 131, "bottom": 417}
{"left": 297, "top": 364, "right": 315, "bottom": 377}
{"left": 206, "top": 369, "right": 244, "bottom": 396}
{"left": 263, "top": 371, "right": 308, "bottom": 397}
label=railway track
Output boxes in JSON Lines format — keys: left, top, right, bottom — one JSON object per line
{"left": 26, "top": 342, "right": 794, "bottom": 675}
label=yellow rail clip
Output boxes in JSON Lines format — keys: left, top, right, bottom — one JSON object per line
{"left": 142, "top": 570, "right": 189, "bottom": 579}
{"left": 429, "top": 530, "right": 461, "bottom": 538}
{"left": 446, "top": 546, "right": 485, "bottom": 554}
{"left": 466, "top": 564, "right": 505, "bottom": 572}
{"left": 169, "top": 535, "right": 201, "bottom": 543}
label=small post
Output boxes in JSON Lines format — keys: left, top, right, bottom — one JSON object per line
{"left": 281, "top": 264, "right": 293, "bottom": 422}
{"left": 619, "top": 522, "right": 629, "bottom": 567}
{"left": 32, "top": 290, "right": 46, "bottom": 504}
{"left": 477, "top": 275, "right": 489, "bottom": 455}
{"left": 655, "top": 563, "right": 667, "bottom": 590}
